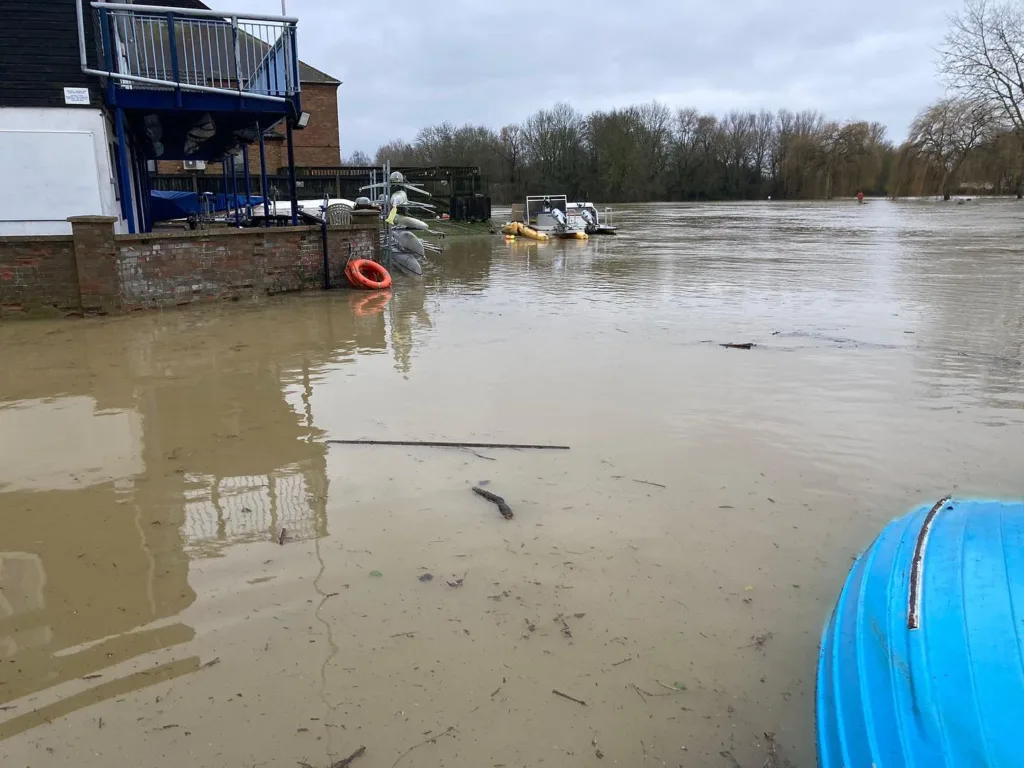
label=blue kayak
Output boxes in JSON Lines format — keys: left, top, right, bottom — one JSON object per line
{"left": 817, "top": 498, "right": 1024, "bottom": 767}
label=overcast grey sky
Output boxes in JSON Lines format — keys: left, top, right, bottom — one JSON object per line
{"left": 248, "top": 0, "right": 964, "bottom": 156}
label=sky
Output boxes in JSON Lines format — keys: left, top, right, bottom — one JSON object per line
{"left": 245, "top": 0, "right": 965, "bottom": 156}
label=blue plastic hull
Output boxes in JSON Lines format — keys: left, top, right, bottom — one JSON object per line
{"left": 817, "top": 498, "right": 1024, "bottom": 767}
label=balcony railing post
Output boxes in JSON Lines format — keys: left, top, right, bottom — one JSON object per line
{"left": 289, "top": 24, "right": 300, "bottom": 96}
{"left": 166, "top": 12, "right": 182, "bottom": 107}
{"left": 231, "top": 16, "right": 243, "bottom": 96}
{"left": 99, "top": 7, "right": 115, "bottom": 103}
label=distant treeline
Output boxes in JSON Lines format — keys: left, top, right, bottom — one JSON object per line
{"left": 353, "top": 100, "right": 1023, "bottom": 204}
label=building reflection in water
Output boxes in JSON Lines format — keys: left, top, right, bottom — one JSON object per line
{"left": 0, "top": 293, "right": 396, "bottom": 734}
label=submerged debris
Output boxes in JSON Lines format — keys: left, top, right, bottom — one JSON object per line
{"left": 552, "top": 689, "right": 587, "bottom": 706}
{"left": 472, "top": 487, "right": 513, "bottom": 519}
{"left": 720, "top": 342, "right": 755, "bottom": 350}
{"left": 742, "top": 632, "right": 774, "bottom": 652}
{"left": 299, "top": 745, "right": 366, "bottom": 768}
{"left": 327, "top": 438, "right": 569, "bottom": 450}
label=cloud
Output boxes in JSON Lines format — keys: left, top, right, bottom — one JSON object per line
{"left": 252, "top": 0, "right": 963, "bottom": 153}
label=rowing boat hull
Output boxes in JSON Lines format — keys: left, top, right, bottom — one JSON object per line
{"left": 817, "top": 498, "right": 1024, "bottom": 767}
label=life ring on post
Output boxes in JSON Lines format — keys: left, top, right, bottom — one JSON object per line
{"left": 345, "top": 259, "right": 392, "bottom": 290}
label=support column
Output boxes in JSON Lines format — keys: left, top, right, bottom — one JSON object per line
{"left": 114, "top": 108, "right": 136, "bottom": 234}
{"left": 242, "top": 145, "right": 252, "bottom": 222}
{"left": 286, "top": 118, "right": 298, "bottom": 226}
{"left": 259, "top": 131, "right": 270, "bottom": 227}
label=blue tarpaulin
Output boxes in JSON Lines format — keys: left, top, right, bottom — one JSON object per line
{"left": 150, "top": 191, "right": 265, "bottom": 222}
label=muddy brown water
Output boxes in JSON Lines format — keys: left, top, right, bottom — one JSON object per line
{"left": 1, "top": 200, "right": 1023, "bottom": 767}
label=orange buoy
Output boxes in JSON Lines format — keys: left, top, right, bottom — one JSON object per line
{"left": 345, "top": 259, "right": 392, "bottom": 290}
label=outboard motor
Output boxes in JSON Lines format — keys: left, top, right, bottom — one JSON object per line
{"left": 550, "top": 207, "right": 567, "bottom": 229}
{"left": 579, "top": 207, "right": 597, "bottom": 232}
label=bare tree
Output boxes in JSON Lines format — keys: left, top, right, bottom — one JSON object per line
{"left": 374, "top": 139, "right": 417, "bottom": 166}
{"left": 342, "top": 150, "right": 372, "bottom": 166}
{"left": 939, "top": 0, "right": 1024, "bottom": 130}
{"left": 907, "top": 97, "right": 995, "bottom": 197}
{"left": 752, "top": 110, "right": 775, "bottom": 184}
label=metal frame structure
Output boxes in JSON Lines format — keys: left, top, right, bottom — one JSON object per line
{"left": 75, "top": 1, "right": 303, "bottom": 233}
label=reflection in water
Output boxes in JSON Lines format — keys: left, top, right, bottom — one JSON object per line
{"left": 0, "top": 201, "right": 1022, "bottom": 767}
{"left": 0, "top": 297, "right": 389, "bottom": 737}
{"left": 0, "top": 397, "right": 143, "bottom": 492}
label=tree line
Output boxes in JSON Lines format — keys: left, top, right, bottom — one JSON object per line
{"left": 355, "top": 0, "right": 1024, "bottom": 203}
{"left": 361, "top": 104, "right": 897, "bottom": 204}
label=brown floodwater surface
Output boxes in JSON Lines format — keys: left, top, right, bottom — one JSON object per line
{"left": 1, "top": 200, "right": 1023, "bottom": 767}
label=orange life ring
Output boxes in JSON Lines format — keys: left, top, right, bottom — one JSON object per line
{"left": 345, "top": 259, "right": 392, "bottom": 290}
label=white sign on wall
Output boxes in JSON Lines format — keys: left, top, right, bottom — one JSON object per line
{"left": 63, "top": 87, "right": 91, "bottom": 105}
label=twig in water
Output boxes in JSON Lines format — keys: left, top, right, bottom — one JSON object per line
{"left": 641, "top": 740, "right": 648, "bottom": 761}
{"left": 278, "top": 528, "right": 287, "bottom": 545}
{"left": 200, "top": 657, "right": 221, "bottom": 669}
{"left": 612, "top": 656, "right": 633, "bottom": 666}
{"left": 333, "top": 745, "right": 367, "bottom": 768}
{"left": 633, "top": 479, "right": 667, "bottom": 489}
{"left": 472, "top": 487, "right": 513, "bottom": 519}
{"left": 552, "top": 689, "right": 587, "bottom": 706}
{"left": 462, "top": 448, "right": 497, "bottom": 461}
{"left": 328, "top": 439, "right": 570, "bottom": 450}
{"left": 632, "top": 683, "right": 682, "bottom": 698}
{"left": 656, "top": 680, "right": 687, "bottom": 692}
{"left": 390, "top": 632, "right": 416, "bottom": 638}
{"left": 720, "top": 342, "right": 755, "bottom": 350}
{"left": 391, "top": 725, "right": 456, "bottom": 768}
{"left": 630, "top": 683, "right": 648, "bottom": 703}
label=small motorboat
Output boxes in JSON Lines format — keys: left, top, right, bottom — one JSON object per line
{"left": 567, "top": 202, "right": 617, "bottom": 235}
{"left": 817, "top": 497, "right": 1024, "bottom": 767}
{"left": 512, "top": 195, "right": 588, "bottom": 239}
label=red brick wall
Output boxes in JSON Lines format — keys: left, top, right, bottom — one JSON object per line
{"left": 156, "top": 82, "right": 340, "bottom": 176}
{"left": 113, "top": 221, "right": 377, "bottom": 311}
{"left": 0, "top": 235, "right": 79, "bottom": 317}
{"left": 0, "top": 217, "right": 380, "bottom": 318}
{"left": 291, "top": 82, "right": 341, "bottom": 168}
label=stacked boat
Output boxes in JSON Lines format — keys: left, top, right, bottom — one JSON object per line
{"left": 361, "top": 171, "right": 443, "bottom": 277}
{"left": 817, "top": 497, "right": 1024, "bottom": 766}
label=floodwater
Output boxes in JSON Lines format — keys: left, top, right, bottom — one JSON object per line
{"left": 1, "top": 200, "right": 1023, "bottom": 767}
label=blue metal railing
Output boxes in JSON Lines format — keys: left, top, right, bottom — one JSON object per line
{"left": 77, "top": 2, "right": 300, "bottom": 103}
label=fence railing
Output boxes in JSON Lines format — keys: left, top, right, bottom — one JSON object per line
{"left": 77, "top": 2, "right": 300, "bottom": 103}
{"left": 150, "top": 175, "right": 492, "bottom": 221}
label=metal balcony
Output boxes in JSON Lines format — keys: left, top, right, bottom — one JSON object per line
{"left": 77, "top": 2, "right": 301, "bottom": 107}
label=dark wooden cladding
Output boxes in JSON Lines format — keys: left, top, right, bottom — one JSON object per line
{"left": 0, "top": 1, "right": 101, "bottom": 108}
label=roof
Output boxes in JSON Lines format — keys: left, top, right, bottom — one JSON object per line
{"left": 165, "top": 0, "right": 340, "bottom": 85}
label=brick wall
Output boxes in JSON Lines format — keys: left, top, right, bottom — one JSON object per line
{"left": 0, "top": 216, "right": 380, "bottom": 318}
{"left": 291, "top": 83, "right": 341, "bottom": 167}
{"left": 0, "top": 235, "right": 80, "bottom": 317}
